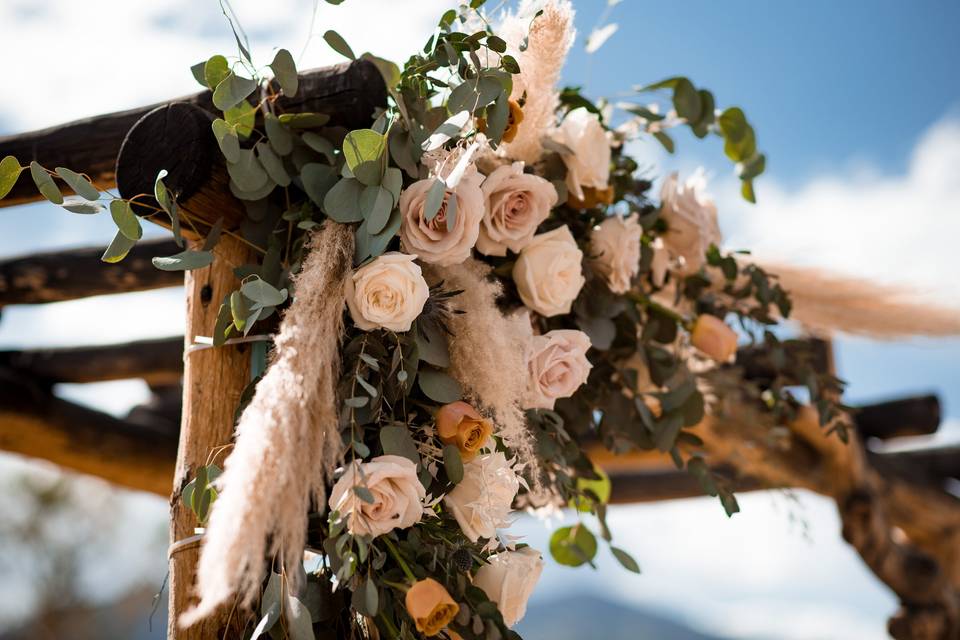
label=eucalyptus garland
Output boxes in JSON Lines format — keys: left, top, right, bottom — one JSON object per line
{"left": 0, "top": 1, "right": 852, "bottom": 639}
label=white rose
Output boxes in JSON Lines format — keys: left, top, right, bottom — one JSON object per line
{"left": 443, "top": 452, "right": 519, "bottom": 542}
{"left": 512, "top": 225, "right": 585, "bottom": 317}
{"left": 346, "top": 252, "right": 429, "bottom": 332}
{"left": 477, "top": 161, "right": 558, "bottom": 256}
{"left": 526, "top": 329, "right": 592, "bottom": 410}
{"left": 590, "top": 213, "right": 642, "bottom": 294}
{"left": 659, "top": 171, "right": 721, "bottom": 275}
{"left": 399, "top": 170, "right": 485, "bottom": 266}
{"left": 473, "top": 547, "right": 544, "bottom": 627}
{"left": 553, "top": 107, "right": 611, "bottom": 201}
{"left": 328, "top": 455, "right": 426, "bottom": 537}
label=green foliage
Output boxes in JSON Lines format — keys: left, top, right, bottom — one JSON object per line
{"left": 0, "top": 156, "right": 22, "bottom": 199}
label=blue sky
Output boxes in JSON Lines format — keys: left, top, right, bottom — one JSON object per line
{"left": 0, "top": 1, "right": 957, "bottom": 638}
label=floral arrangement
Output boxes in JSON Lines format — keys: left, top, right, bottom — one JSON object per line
{"left": 0, "top": 1, "right": 850, "bottom": 638}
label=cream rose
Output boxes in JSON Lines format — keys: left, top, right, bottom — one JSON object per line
{"left": 526, "top": 329, "right": 592, "bottom": 410}
{"left": 345, "top": 252, "right": 429, "bottom": 332}
{"left": 473, "top": 547, "right": 544, "bottom": 627}
{"left": 553, "top": 107, "right": 611, "bottom": 201}
{"left": 590, "top": 213, "right": 642, "bottom": 294}
{"left": 659, "top": 171, "right": 721, "bottom": 275}
{"left": 512, "top": 225, "right": 585, "bottom": 317}
{"left": 477, "top": 161, "right": 558, "bottom": 256}
{"left": 443, "top": 451, "right": 519, "bottom": 542}
{"left": 328, "top": 454, "right": 425, "bottom": 537}
{"left": 399, "top": 170, "right": 485, "bottom": 266}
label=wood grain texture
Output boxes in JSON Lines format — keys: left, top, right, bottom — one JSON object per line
{"left": 0, "top": 60, "right": 387, "bottom": 207}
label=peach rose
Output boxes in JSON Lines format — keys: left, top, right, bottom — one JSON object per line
{"left": 327, "top": 455, "right": 425, "bottom": 537}
{"left": 346, "top": 252, "right": 429, "bottom": 332}
{"left": 399, "top": 170, "right": 485, "bottom": 266}
{"left": 526, "top": 329, "right": 592, "bottom": 410}
{"left": 473, "top": 547, "right": 544, "bottom": 627}
{"left": 553, "top": 107, "right": 611, "bottom": 201}
{"left": 443, "top": 452, "right": 519, "bottom": 542}
{"left": 435, "top": 401, "right": 493, "bottom": 462}
{"left": 690, "top": 314, "right": 738, "bottom": 363}
{"left": 476, "top": 161, "right": 558, "bottom": 257}
{"left": 590, "top": 213, "right": 642, "bottom": 294}
{"left": 659, "top": 171, "right": 721, "bottom": 275}
{"left": 405, "top": 578, "right": 459, "bottom": 636}
{"left": 512, "top": 225, "right": 585, "bottom": 317}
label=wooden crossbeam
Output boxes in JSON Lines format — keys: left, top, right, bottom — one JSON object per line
{"left": 0, "top": 238, "right": 182, "bottom": 307}
{"left": 0, "top": 60, "right": 387, "bottom": 208}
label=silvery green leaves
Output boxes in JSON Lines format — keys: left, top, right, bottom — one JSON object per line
{"left": 447, "top": 70, "right": 511, "bottom": 117}
{"left": 181, "top": 464, "right": 221, "bottom": 525}
{"left": 635, "top": 76, "right": 765, "bottom": 202}
{"left": 342, "top": 129, "right": 387, "bottom": 186}
{"left": 218, "top": 276, "right": 289, "bottom": 341}
{"left": 213, "top": 72, "right": 258, "bottom": 111}
{"left": 29, "top": 161, "right": 62, "bottom": 204}
{"left": 0, "top": 156, "right": 23, "bottom": 200}
{"left": 323, "top": 29, "right": 355, "bottom": 60}
{"left": 154, "top": 169, "right": 184, "bottom": 246}
{"left": 269, "top": 48, "right": 298, "bottom": 96}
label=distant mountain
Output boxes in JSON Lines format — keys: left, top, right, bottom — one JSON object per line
{"left": 516, "top": 594, "right": 730, "bottom": 640}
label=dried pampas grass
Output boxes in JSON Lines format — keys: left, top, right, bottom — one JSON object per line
{"left": 499, "top": 0, "right": 576, "bottom": 164}
{"left": 426, "top": 259, "right": 542, "bottom": 485}
{"left": 758, "top": 261, "right": 960, "bottom": 339}
{"left": 182, "top": 222, "right": 353, "bottom": 626}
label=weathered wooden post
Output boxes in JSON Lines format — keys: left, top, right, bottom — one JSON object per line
{"left": 117, "top": 100, "right": 255, "bottom": 637}
{"left": 113, "top": 61, "right": 388, "bottom": 638}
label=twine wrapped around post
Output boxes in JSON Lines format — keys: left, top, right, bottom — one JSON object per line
{"left": 182, "top": 222, "right": 353, "bottom": 626}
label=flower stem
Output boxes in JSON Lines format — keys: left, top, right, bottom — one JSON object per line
{"left": 382, "top": 537, "right": 416, "bottom": 583}
{"left": 626, "top": 291, "right": 693, "bottom": 331}
{"left": 378, "top": 611, "right": 401, "bottom": 638}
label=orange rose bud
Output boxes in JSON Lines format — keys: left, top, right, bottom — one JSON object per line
{"left": 690, "top": 315, "right": 738, "bottom": 363}
{"left": 405, "top": 578, "right": 459, "bottom": 636}
{"left": 435, "top": 401, "right": 493, "bottom": 462}
{"left": 566, "top": 185, "right": 615, "bottom": 209}
{"left": 477, "top": 99, "right": 525, "bottom": 143}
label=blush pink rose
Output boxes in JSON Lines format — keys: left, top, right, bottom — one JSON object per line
{"left": 477, "top": 161, "right": 558, "bottom": 256}
{"left": 525, "top": 329, "right": 593, "bottom": 410}
{"left": 399, "top": 170, "right": 485, "bottom": 266}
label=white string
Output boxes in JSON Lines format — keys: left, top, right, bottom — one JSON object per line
{"left": 184, "top": 334, "right": 273, "bottom": 357}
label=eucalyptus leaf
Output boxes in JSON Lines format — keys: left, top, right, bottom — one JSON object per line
{"left": 203, "top": 54, "right": 230, "bottom": 90}
{"left": 241, "top": 276, "right": 288, "bottom": 307}
{"left": 278, "top": 112, "right": 330, "bottom": 129}
{"left": 381, "top": 167, "right": 402, "bottom": 205}
{"left": 152, "top": 250, "right": 215, "bottom": 271}
{"left": 423, "top": 179, "right": 446, "bottom": 221}
{"left": 323, "top": 29, "right": 356, "bottom": 60}
{"left": 61, "top": 196, "right": 102, "bottom": 214}
{"left": 55, "top": 167, "right": 100, "bottom": 201}
{"left": 301, "top": 132, "right": 336, "bottom": 163}
{"left": 610, "top": 546, "right": 641, "bottom": 574}
{"left": 443, "top": 444, "right": 464, "bottom": 483}
{"left": 0, "top": 156, "right": 23, "bottom": 200}
{"left": 269, "top": 48, "right": 298, "bottom": 96}
{"left": 227, "top": 148, "right": 269, "bottom": 192}
{"left": 190, "top": 60, "right": 207, "bottom": 87}
{"left": 322, "top": 177, "right": 364, "bottom": 222}
{"left": 256, "top": 142, "right": 291, "bottom": 187}
{"left": 342, "top": 129, "right": 386, "bottom": 185}
{"left": 29, "top": 161, "right": 62, "bottom": 204}
{"left": 300, "top": 162, "right": 339, "bottom": 209}
{"left": 284, "top": 594, "right": 315, "bottom": 640}
{"left": 211, "top": 118, "right": 240, "bottom": 163}
{"left": 264, "top": 113, "right": 294, "bottom": 156}
{"left": 380, "top": 426, "right": 420, "bottom": 464}
{"left": 101, "top": 230, "right": 137, "bottom": 263}
{"left": 225, "top": 102, "right": 256, "bottom": 138}
{"left": 418, "top": 368, "right": 462, "bottom": 403}
{"left": 549, "top": 524, "right": 598, "bottom": 567}
{"left": 360, "top": 185, "right": 393, "bottom": 234}
{"left": 212, "top": 72, "right": 258, "bottom": 111}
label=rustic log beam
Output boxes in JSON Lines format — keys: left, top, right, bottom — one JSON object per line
{"left": 0, "top": 60, "right": 387, "bottom": 208}
{"left": 870, "top": 445, "right": 960, "bottom": 485}
{"left": 857, "top": 395, "right": 941, "bottom": 441}
{"left": 0, "top": 368, "right": 177, "bottom": 494}
{"left": 0, "top": 336, "right": 182, "bottom": 386}
{"left": 608, "top": 466, "right": 764, "bottom": 504}
{"left": 0, "top": 238, "right": 182, "bottom": 307}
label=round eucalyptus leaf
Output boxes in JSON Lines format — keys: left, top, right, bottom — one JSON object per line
{"left": 227, "top": 149, "right": 269, "bottom": 192}
{"left": 264, "top": 113, "right": 294, "bottom": 156}
{"left": 278, "top": 113, "right": 330, "bottom": 129}
{"left": 359, "top": 184, "right": 393, "bottom": 234}
{"left": 29, "top": 161, "right": 62, "bottom": 204}
{"left": 301, "top": 132, "right": 336, "bottom": 163}
{"left": 55, "top": 167, "right": 100, "bottom": 201}
{"left": 323, "top": 29, "right": 356, "bottom": 60}
{"left": 341, "top": 129, "right": 386, "bottom": 175}
{"left": 101, "top": 230, "right": 137, "bottom": 263}
{"left": 203, "top": 54, "right": 230, "bottom": 90}
{"left": 110, "top": 200, "right": 142, "bottom": 240}
{"left": 224, "top": 102, "right": 256, "bottom": 138}
{"left": 549, "top": 524, "right": 598, "bottom": 567}
{"left": 255, "top": 142, "right": 291, "bottom": 187}
{"left": 300, "top": 162, "right": 338, "bottom": 209}
{"left": 211, "top": 118, "right": 240, "bottom": 163}
{"left": 212, "top": 72, "right": 258, "bottom": 112}
{"left": 417, "top": 368, "right": 462, "bottom": 403}
{"left": 61, "top": 196, "right": 102, "bottom": 214}
{"left": 0, "top": 156, "right": 23, "bottom": 200}
{"left": 322, "top": 177, "right": 363, "bottom": 222}
{"left": 269, "top": 48, "right": 299, "bottom": 96}
{"left": 152, "top": 250, "right": 215, "bottom": 271}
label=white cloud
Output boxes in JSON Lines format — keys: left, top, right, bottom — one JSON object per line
{"left": 719, "top": 115, "right": 960, "bottom": 304}
{"left": 0, "top": 0, "right": 449, "bottom": 132}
